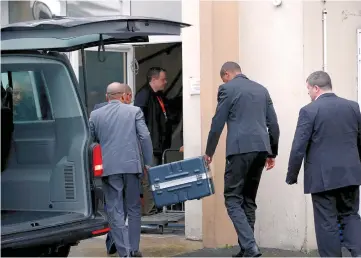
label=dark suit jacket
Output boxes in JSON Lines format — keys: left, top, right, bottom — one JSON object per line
{"left": 287, "top": 93, "right": 361, "bottom": 194}
{"left": 205, "top": 74, "right": 280, "bottom": 158}
{"left": 93, "top": 102, "right": 108, "bottom": 110}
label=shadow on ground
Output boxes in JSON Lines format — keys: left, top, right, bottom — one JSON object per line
{"left": 176, "top": 246, "right": 352, "bottom": 257}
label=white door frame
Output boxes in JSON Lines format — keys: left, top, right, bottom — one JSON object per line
{"left": 67, "top": 45, "right": 135, "bottom": 94}
{"left": 357, "top": 29, "right": 361, "bottom": 214}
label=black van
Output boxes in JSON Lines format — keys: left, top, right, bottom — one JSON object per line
{"left": 1, "top": 16, "right": 189, "bottom": 257}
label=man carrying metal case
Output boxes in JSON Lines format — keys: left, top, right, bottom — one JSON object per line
{"left": 205, "top": 62, "right": 280, "bottom": 257}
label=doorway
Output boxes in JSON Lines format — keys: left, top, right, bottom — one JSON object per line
{"left": 75, "top": 45, "right": 134, "bottom": 116}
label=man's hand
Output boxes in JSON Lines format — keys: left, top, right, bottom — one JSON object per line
{"left": 286, "top": 177, "right": 298, "bottom": 185}
{"left": 179, "top": 146, "right": 184, "bottom": 153}
{"left": 144, "top": 165, "right": 151, "bottom": 175}
{"left": 265, "top": 158, "right": 275, "bottom": 170}
{"left": 204, "top": 155, "right": 212, "bottom": 165}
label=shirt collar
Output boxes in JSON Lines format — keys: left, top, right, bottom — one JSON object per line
{"left": 315, "top": 92, "right": 333, "bottom": 100}
{"left": 109, "top": 100, "right": 121, "bottom": 104}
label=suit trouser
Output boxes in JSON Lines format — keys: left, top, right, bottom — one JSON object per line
{"left": 224, "top": 151, "right": 268, "bottom": 251}
{"left": 141, "top": 154, "right": 161, "bottom": 216}
{"left": 102, "top": 174, "right": 141, "bottom": 257}
{"left": 311, "top": 185, "right": 361, "bottom": 257}
{"left": 105, "top": 195, "right": 126, "bottom": 255}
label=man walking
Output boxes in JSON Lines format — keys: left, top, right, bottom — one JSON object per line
{"left": 89, "top": 82, "right": 153, "bottom": 257}
{"left": 205, "top": 61, "right": 280, "bottom": 257}
{"left": 287, "top": 71, "right": 361, "bottom": 257}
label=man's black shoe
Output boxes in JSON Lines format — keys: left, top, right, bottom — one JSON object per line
{"left": 232, "top": 249, "right": 245, "bottom": 257}
{"left": 130, "top": 251, "right": 143, "bottom": 257}
{"left": 243, "top": 245, "right": 262, "bottom": 257}
{"left": 108, "top": 244, "right": 117, "bottom": 255}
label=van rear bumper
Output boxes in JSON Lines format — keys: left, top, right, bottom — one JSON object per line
{"left": 1, "top": 215, "right": 109, "bottom": 250}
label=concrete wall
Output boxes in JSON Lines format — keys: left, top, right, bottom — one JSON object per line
{"left": 181, "top": 0, "right": 361, "bottom": 251}
{"left": 131, "top": 0, "right": 181, "bottom": 22}
{"left": 236, "top": 0, "right": 361, "bottom": 251}
{"left": 199, "top": 1, "right": 240, "bottom": 247}
{"left": 238, "top": 1, "right": 310, "bottom": 251}
{"left": 182, "top": 0, "right": 203, "bottom": 241}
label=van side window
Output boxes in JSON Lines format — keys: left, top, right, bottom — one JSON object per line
{"left": 1, "top": 71, "right": 53, "bottom": 122}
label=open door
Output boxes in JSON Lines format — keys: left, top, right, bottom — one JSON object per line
{"left": 2, "top": 16, "right": 190, "bottom": 115}
{"left": 78, "top": 44, "right": 135, "bottom": 115}
{"left": 1, "top": 16, "right": 190, "bottom": 52}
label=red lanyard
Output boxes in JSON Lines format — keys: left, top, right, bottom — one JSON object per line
{"left": 156, "top": 96, "right": 167, "bottom": 120}
{"left": 156, "top": 96, "right": 166, "bottom": 113}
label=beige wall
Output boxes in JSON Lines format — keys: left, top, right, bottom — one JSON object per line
{"left": 237, "top": 0, "right": 361, "bottom": 251}
{"left": 182, "top": 0, "right": 361, "bottom": 251}
{"left": 199, "top": 0, "right": 240, "bottom": 248}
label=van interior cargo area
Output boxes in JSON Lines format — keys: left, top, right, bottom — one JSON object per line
{"left": 1, "top": 53, "right": 90, "bottom": 236}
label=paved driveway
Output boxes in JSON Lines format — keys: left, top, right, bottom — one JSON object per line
{"left": 69, "top": 233, "right": 202, "bottom": 257}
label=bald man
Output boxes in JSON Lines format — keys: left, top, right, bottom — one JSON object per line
{"left": 205, "top": 62, "right": 280, "bottom": 257}
{"left": 89, "top": 82, "right": 153, "bottom": 258}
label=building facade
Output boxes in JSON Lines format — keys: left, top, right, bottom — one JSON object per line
{"left": 2, "top": 0, "right": 360, "bottom": 252}
{"left": 182, "top": 0, "right": 361, "bottom": 251}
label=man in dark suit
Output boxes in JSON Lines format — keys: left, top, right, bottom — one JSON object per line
{"left": 287, "top": 71, "right": 361, "bottom": 257}
{"left": 205, "top": 61, "right": 280, "bottom": 257}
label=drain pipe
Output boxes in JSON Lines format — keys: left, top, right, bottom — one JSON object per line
{"left": 322, "top": 8, "right": 328, "bottom": 72}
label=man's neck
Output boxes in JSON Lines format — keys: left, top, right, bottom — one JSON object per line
{"left": 315, "top": 90, "right": 332, "bottom": 100}
{"left": 149, "top": 83, "right": 158, "bottom": 93}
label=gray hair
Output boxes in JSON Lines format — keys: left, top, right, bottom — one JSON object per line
{"left": 306, "top": 71, "right": 332, "bottom": 90}
{"left": 220, "top": 61, "right": 241, "bottom": 77}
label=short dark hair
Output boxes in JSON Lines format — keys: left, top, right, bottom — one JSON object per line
{"left": 147, "top": 67, "right": 166, "bottom": 83}
{"left": 306, "top": 71, "right": 332, "bottom": 90}
{"left": 220, "top": 61, "right": 241, "bottom": 77}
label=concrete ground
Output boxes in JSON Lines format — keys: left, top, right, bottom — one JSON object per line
{"left": 69, "top": 227, "right": 351, "bottom": 257}
{"left": 69, "top": 233, "right": 203, "bottom": 257}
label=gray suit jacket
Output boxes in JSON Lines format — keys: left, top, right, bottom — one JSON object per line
{"left": 287, "top": 93, "right": 361, "bottom": 194}
{"left": 206, "top": 74, "right": 280, "bottom": 158}
{"left": 89, "top": 100, "right": 153, "bottom": 176}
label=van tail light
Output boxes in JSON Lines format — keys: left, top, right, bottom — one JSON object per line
{"left": 92, "top": 227, "right": 110, "bottom": 236}
{"left": 92, "top": 144, "right": 103, "bottom": 177}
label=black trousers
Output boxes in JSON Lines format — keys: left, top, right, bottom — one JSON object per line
{"left": 224, "top": 152, "right": 268, "bottom": 251}
{"left": 311, "top": 185, "right": 361, "bottom": 257}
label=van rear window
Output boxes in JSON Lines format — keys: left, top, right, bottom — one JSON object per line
{"left": 1, "top": 71, "right": 52, "bottom": 122}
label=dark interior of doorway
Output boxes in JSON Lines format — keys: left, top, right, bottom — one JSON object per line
{"left": 78, "top": 42, "right": 185, "bottom": 230}
{"left": 134, "top": 42, "right": 185, "bottom": 230}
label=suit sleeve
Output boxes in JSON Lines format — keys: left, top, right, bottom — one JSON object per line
{"left": 353, "top": 103, "right": 361, "bottom": 161}
{"left": 265, "top": 90, "right": 280, "bottom": 158}
{"left": 135, "top": 107, "right": 153, "bottom": 166}
{"left": 286, "top": 107, "right": 313, "bottom": 183}
{"left": 88, "top": 112, "right": 98, "bottom": 143}
{"left": 205, "top": 86, "right": 230, "bottom": 157}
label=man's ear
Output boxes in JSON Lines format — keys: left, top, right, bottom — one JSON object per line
{"left": 105, "top": 94, "right": 109, "bottom": 101}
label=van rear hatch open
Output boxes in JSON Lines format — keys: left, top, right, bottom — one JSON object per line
{"left": 1, "top": 16, "right": 189, "bottom": 244}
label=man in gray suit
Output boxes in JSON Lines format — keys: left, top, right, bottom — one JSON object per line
{"left": 89, "top": 82, "right": 153, "bottom": 258}
{"left": 205, "top": 62, "right": 280, "bottom": 257}
{"left": 287, "top": 71, "right": 361, "bottom": 257}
